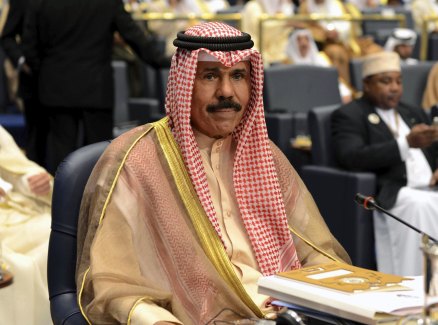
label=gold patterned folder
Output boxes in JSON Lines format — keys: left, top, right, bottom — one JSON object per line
{"left": 278, "top": 262, "right": 412, "bottom": 293}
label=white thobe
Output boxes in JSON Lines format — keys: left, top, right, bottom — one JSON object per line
{"left": 373, "top": 108, "right": 438, "bottom": 276}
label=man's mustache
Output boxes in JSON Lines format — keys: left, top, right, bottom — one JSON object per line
{"left": 207, "top": 100, "right": 242, "bottom": 112}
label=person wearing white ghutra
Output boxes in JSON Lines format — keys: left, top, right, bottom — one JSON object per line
{"left": 332, "top": 51, "right": 438, "bottom": 276}
{"left": 384, "top": 28, "right": 418, "bottom": 66}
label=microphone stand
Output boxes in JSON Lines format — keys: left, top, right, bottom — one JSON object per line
{"left": 354, "top": 193, "right": 438, "bottom": 243}
{"left": 355, "top": 193, "right": 438, "bottom": 323}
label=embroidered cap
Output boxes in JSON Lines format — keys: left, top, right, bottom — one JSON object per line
{"left": 362, "top": 51, "right": 401, "bottom": 79}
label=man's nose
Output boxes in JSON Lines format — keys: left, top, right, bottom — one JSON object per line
{"left": 216, "top": 78, "right": 234, "bottom": 98}
{"left": 389, "top": 81, "right": 401, "bottom": 92}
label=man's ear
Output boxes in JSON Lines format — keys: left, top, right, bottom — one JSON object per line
{"left": 362, "top": 77, "right": 370, "bottom": 93}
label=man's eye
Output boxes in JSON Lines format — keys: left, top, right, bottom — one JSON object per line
{"left": 203, "top": 73, "right": 216, "bottom": 80}
{"left": 232, "top": 73, "right": 243, "bottom": 80}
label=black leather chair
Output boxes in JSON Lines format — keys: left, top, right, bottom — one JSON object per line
{"left": 264, "top": 64, "right": 341, "bottom": 139}
{"left": 264, "top": 64, "right": 341, "bottom": 172}
{"left": 301, "top": 105, "right": 377, "bottom": 269}
{"left": 432, "top": 105, "right": 438, "bottom": 120}
{"left": 361, "top": 7, "right": 414, "bottom": 45}
{"left": 48, "top": 141, "right": 110, "bottom": 325}
{"left": 0, "top": 113, "right": 27, "bottom": 148}
{"left": 400, "top": 61, "right": 435, "bottom": 108}
{"left": 264, "top": 65, "right": 341, "bottom": 117}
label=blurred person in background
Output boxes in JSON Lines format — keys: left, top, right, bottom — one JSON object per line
{"left": 147, "top": 0, "right": 229, "bottom": 57}
{"left": 422, "top": 62, "right": 438, "bottom": 112}
{"left": 285, "top": 28, "right": 353, "bottom": 103}
{"left": 1, "top": 0, "right": 49, "bottom": 167}
{"left": 412, "top": 0, "right": 438, "bottom": 33}
{"left": 241, "top": 0, "right": 297, "bottom": 66}
{"left": 332, "top": 51, "right": 438, "bottom": 276}
{"left": 384, "top": 27, "right": 418, "bottom": 65}
{"left": 0, "top": 124, "right": 52, "bottom": 324}
{"left": 299, "top": 0, "right": 382, "bottom": 85}
{"left": 22, "top": 0, "right": 169, "bottom": 174}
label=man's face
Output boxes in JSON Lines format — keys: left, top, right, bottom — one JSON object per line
{"left": 394, "top": 44, "right": 413, "bottom": 60}
{"left": 297, "top": 35, "right": 310, "bottom": 57}
{"left": 190, "top": 60, "right": 251, "bottom": 138}
{"left": 363, "top": 71, "right": 402, "bottom": 109}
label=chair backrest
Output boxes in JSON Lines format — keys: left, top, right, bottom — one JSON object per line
{"left": 112, "top": 60, "right": 129, "bottom": 125}
{"left": 48, "top": 141, "right": 110, "bottom": 325}
{"left": 400, "top": 61, "right": 435, "bottom": 108}
{"left": 361, "top": 7, "right": 414, "bottom": 40}
{"left": 432, "top": 105, "right": 438, "bottom": 120}
{"left": 308, "top": 104, "right": 340, "bottom": 166}
{"left": 303, "top": 105, "right": 377, "bottom": 269}
{"left": 157, "top": 67, "right": 170, "bottom": 113}
{"left": 427, "top": 33, "right": 438, "bottom": 60}
{"left": 264, "top": 65, "right": 341, "bottom": 113}
{"left": 141, "top": 63, "right": 159, "bottom": 99}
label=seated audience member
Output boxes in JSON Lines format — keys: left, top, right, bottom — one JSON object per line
{"left": 76, "top": 22, "right": 350, "bottom": 324}
{"left": 285, "top": 29, "right": 353, "bottom": 103}
{"left": 241, "top": 0, "right": 297, "bottom": 66}
{"left": 384, "top": 28, "right": 418, "bottom": 65}
{"left": 422, "top": 62, "right": 438, "bottom": 111}
{"left": 412, "top": 0, "right": 438, "bottom": 33}
{"left": 411, "top": 0, "right": 438, "bottom": 33}
{"left": 148, "top": 0, "right": 229, "bottom": 57}
{"left": 0, "top": 125, "right": 52, "bottom": 324}
{"left": 332, "top": 51, "right": 438, "bottom": 276}
{"left": 298, "top": 0, "right": 382, "bottom": 85}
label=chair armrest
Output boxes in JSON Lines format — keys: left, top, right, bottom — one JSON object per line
{"left": 265, "top": 112, "right": 295, "bottom": 149}
{"left": 265, "top": 112, "right": 312, "bottom": 173}
{"left": 301, "top": 165, "right": 377, "bottom": 269}
{"left": 50, "top": 293, "right": 87, "bottom": 325}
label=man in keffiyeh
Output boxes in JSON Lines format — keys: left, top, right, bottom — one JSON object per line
{"left": 76, "top": 22, "right": 350, "bottom": 324}
{"left": 384, "top": 28, "right": 418, "bottom": 66}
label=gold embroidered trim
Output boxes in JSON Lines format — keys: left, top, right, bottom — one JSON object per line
{"left": 78, "top": 268, "right": 92, "bottom": 324}
{"left": 154, "top": 117, "right": 264, "bottom": 318}
{"left": 127, "top": 296, "right": 155, "bottom": 325}
{"left": 288, "top": 225, "right": 340, "bottom": 262}
{"left": 78, "top": 125, "right": 155, "bottom": 324}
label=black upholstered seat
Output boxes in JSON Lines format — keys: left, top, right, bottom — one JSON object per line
{"left": 48, "top": 141, "right": 110, "bottom": 325}
{"left": 301, "top": 105, "right": 377, "bottom": 269}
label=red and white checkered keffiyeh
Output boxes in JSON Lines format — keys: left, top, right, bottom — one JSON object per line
{"left": 165, "top": 22, "right": 301, "bottom": 275}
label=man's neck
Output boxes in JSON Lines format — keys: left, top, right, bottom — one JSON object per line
{"left": 193, "top": 128, "right": 231, "bottom": 150}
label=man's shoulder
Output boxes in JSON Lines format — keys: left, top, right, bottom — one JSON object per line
{"left": 398, "top": 101, "right": 429, "bottom": 121}
{"left": 104, "top": 123, "right": 157, "bottom": 159}
{"left": 398, "top": 101, "right": 422, "bottom": 111}
{"left": 398, "top": 101, "right": 426, "bottom": 115}
{"left": 334, "top": 98, "right": 368, "bottom": 116}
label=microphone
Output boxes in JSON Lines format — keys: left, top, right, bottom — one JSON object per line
{"left": 355, "top": 193, "right": 438, "bottom": 243}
